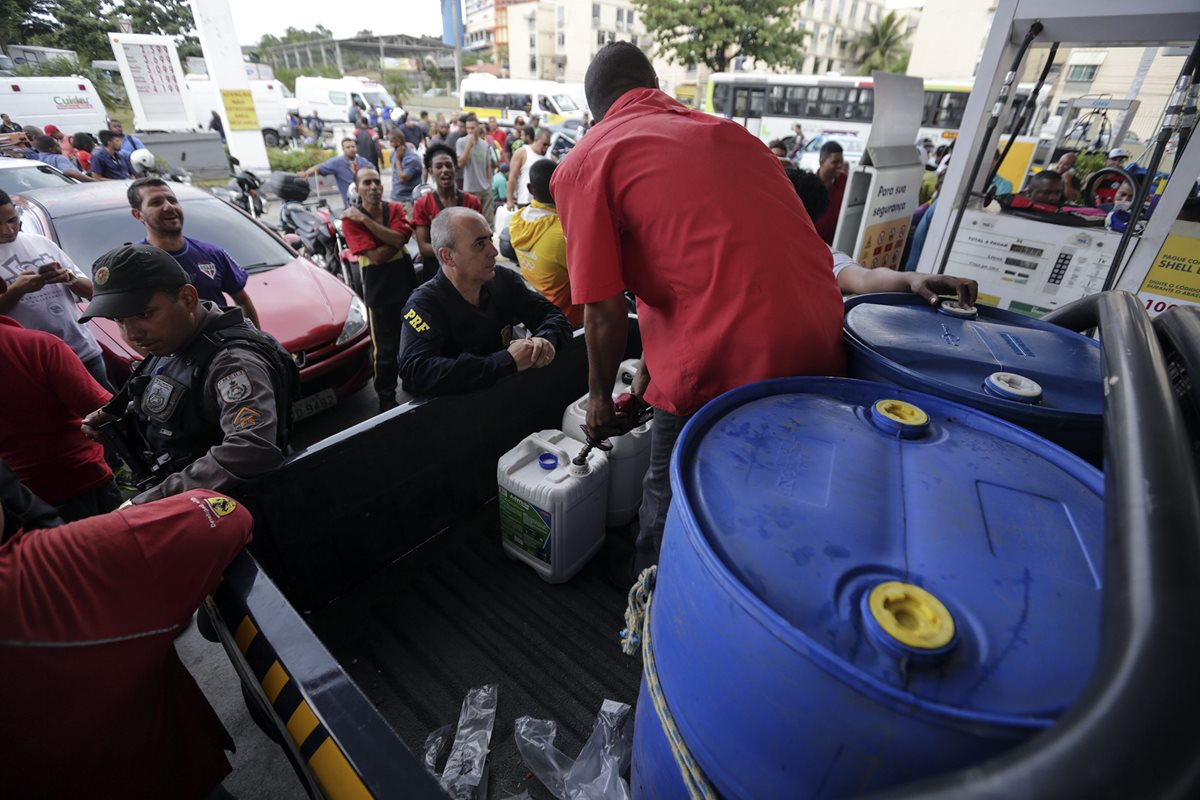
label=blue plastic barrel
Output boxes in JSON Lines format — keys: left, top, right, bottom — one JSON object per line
{"left": 842, "top": 293, "right": 1103, "bottom": 464}
{"left": 631, "top": 377, "right": 1104, "bottom": 799}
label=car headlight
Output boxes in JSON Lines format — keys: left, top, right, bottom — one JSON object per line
{"left": 336, "top": 295, "right": 368, "bottom": 346}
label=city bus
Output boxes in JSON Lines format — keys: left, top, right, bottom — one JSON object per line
{"left": 460, "top": 76, "right": 585, "bottom": 126}
{"left": 704, "top": 72, "right": 1041, "bottom": 146}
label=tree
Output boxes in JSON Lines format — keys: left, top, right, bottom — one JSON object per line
{"left": 14, "top": 57, "right": 126, "bottom": 108}
{"left": 0, "top": 0, "right": 55, "bottom": 45}
{"left": 849, "top": 11, "right": 912, "bottom": 75}
{"left": 259, "top": 25, "right": 334, "bottom": 51}
{"left": 24, "top": 0, "right": 200, "bottom": 63}
{"left": 273, "top": 65, "right": 340, "bottom": 93}
{"left": 632, "top": 0, "right": 809, "bottom": 74}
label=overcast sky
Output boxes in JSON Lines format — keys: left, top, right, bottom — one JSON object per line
{"left": 230, "top": 1, "right": 445, "bottom": 46}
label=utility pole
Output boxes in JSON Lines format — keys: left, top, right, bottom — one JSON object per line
{"left": 453, "top": 0, "right": 463, "bottom": 94}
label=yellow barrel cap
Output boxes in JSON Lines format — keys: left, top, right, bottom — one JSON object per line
{"left": 868, "top": 581, "right": 955, "bottom": 650}
{"left": 873, "top": 399, "right": 929, "bottom": 427}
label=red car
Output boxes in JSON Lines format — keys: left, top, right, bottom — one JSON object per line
{"left": 12, "top": 182, "right": 371, "bottom": 420}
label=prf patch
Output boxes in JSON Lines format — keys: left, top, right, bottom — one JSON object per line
{"left": 205, "top": 496, "right": 238, "bottom": 517}
{"left": 404, "top": 308, "right": 431, "bottom": 333}
{"left": 232, "top": 406, "right": 263, "bottom": 431}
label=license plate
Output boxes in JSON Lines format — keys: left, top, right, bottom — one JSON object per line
{"left": 291, "top": 388, "right": 337, "bottom": 421}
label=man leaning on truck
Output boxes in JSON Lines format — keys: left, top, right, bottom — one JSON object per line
{"left": 398, "top": 207, "right": 572, "bottom": 396}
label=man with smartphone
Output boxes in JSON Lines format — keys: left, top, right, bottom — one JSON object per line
{"left": 0, "top": 190, "right": 110, "bottom": 390}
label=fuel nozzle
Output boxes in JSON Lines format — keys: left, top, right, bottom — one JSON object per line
{"left": 614, "top": 392, "right": 654, "bottom": 427}
{"left": 573, "top": 433, "right": 614, "bottom": 476}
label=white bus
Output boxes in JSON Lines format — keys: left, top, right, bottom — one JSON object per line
{"left": 704, "top": 72, "right": 1040, "bottom": 146}
{"left": 460, "top": 76, "right": 585, "bottom": 127}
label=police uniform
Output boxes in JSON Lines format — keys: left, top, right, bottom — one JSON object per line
{"left": 80, "top": 245, "right": 297, "bottom": 505}
{"left": 397, "top": 266, "right": 572, "bottom": 396}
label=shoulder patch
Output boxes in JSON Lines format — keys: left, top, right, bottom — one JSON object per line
{"left": 404, "top": 307, "right": 431, "bottom": 333}
{"left": 232, "top": 406, "right": 263, "bottom": 431}
{"left": 217, "top": 368, "right": 253, "bottom": 404}
{"left": 205, "top": 496, "right": 238, "bottom": 517}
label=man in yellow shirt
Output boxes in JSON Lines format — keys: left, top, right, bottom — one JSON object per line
{"left": 508, "top": 159, "right": 582, "bottom": 327}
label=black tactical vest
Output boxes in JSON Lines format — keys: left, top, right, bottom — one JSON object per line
{"left": 128, "top": 305, "right": 299, "bottom": 478}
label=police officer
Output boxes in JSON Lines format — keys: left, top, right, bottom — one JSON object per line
{"left": 80, "top": 244, "right": 297, "bottom": 505}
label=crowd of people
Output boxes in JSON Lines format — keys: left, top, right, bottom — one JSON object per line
{"left": 2, "top": 114, "right": 148, "bottom": 181}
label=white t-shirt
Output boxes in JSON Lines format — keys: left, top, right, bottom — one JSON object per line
{"left": 830, "top": 246, "right": 855, "bottom": 278}
{"left": 0, "top": 232, "right": 101, "bottom": 362}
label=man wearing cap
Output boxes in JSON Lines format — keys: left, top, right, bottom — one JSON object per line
{"left": 79, "top": 245, "right": 298, "bottom": 505}
{"left": 127, "top": 177, "right": 260, "bottom": 329}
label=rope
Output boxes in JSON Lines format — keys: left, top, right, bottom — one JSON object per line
{"left": 620, "top": 566, "right": 656, "bottom": 655}
{"left": 620, "top": 566, "right": 718, "bottom": 800}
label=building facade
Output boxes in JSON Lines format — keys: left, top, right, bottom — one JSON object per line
{"left": 905, "top": 0, "right": 1186, "bottom": 145}
{"left": 794, "top": 0, "right": 909, "bottom": 75}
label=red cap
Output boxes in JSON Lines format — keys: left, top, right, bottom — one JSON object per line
{"left": 43, "top": 124, "right": 59, "bottom": 135}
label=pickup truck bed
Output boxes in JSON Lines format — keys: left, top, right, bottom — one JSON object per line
{"left": 216, "top": 325, "right": 648, "bottom": 798}
{"left": 307, "top": 501, "right": 643, "bottom": 797}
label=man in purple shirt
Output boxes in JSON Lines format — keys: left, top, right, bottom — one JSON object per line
{"left": 126, "top": 177, "right": 260, "bottom": 329}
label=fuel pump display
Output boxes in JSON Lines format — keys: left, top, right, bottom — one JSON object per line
{"left": 943, "top": 211, "right": 1126, "bottom": 315}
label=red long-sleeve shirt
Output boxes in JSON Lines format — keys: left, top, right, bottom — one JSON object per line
{"left": 0, "top": 316, "right": 112, "bottom": 504}
{"left": 0, "top": 489, "right": 254, "bottom": 799}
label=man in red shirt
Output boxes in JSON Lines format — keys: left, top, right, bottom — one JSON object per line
{"left": 551, "top": 42, "right": 844, "bottom": 572}
{"left": 813, "top": 139, "right": 848, "bottom": 245}
{"left": 0, "top": 486, "right": 254, "bottom": 799}
{"left": 412, "top": 143, "right": 483, "bottom": 281}
{"left": 0, "top": 316, "right": 121, "bottom": 521}
{"left": 341, "top": 168, "right": 418, "bottom": 411}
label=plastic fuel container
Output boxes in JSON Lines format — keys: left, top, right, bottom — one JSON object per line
{"left": 631, "top": 377, "right": 1104, "bottom": 799}
{"left": 497, "top": 430, "right": 610, "bottom": 583}
{"left": 563, "top": 358, "right": 652, "bottom": 526}
{"left": 843, "top": 293, "right": 1104, "bottom": 463}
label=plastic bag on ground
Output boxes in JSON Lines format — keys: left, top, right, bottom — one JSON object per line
{"left": 441, "top": 684, "right": 499, "bottom": 800}
{"left": 514, "top": 699, "right": 632, "bottom": 800}
{"left": 423, "top": 724, "right": 452, "bottom": 777}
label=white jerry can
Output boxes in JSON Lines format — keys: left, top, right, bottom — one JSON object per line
{"left": 497, "top": 430, "right": 610, "bottom": 583}
{"left": 562, "top": 359, "right": 652, "bottom": 527}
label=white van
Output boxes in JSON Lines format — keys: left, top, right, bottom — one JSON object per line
{"left": 294, "top": 77, "right": 400, "bottom": 124}
{"left": 0, "top": 76, "right": 108, "bottom": 136}
{"left": 460, "top": 76, "right": 585, "bottom": 126}
{"left": 185, "top": 76, "right": 290, "bottom": 146}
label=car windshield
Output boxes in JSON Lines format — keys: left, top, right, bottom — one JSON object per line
{"left": 552, "top": 94, "right": 579, "bottom": 112}
{"left": 0, "top": 162, "right": 75, "bottom": 194}
{"left": 52, "top": 198, "right": 294, "bottom": 274}
{"left": 363, "top": 90, "right": 396, "bottom": 107}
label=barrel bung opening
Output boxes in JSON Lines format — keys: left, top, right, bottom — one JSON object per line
{"left": 868, "top": 581, "right": 956, "bottom": 652}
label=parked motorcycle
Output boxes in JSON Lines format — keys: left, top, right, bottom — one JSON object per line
{"left": 267, "top": 171, "right": 362, "bottom": 296}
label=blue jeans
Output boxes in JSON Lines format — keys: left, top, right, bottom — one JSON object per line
{"left": 634, "top": 408, "right": 691, "bottom": 574}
